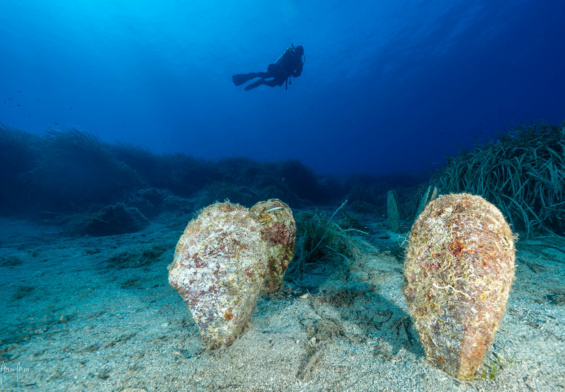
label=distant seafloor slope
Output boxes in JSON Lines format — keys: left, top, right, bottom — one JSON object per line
{"left": 1, "top": 121, "right": 564, "bottom": 239}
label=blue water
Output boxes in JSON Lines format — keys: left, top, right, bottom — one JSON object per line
{"left": 0, "top": 0, "right": 564, "bottom": 176}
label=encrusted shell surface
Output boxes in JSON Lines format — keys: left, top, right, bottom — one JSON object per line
{"left": 251, "top": 199, "right": 296, "bottom": 293}
{"left": 168, "top": 202, "right": 268, "bottom": 349}
{"left": 404, "top": 193, "right": 515, "bottom": 380}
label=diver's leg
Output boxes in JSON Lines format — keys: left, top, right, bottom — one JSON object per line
{"left": 263, "top": 77, "right": 286, "bottom": 87}
{"left": 233, "top": 72, "right": 269, "bottom": 86}
{"left": 244, "top": 78, "right": 266, "bottom": 90}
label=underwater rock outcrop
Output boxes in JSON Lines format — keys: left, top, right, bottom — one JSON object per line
{"left": 404, "top": 193, "right": 515, "bottom": 380}
{"left": 168, "top": 202, "right": 268, "bottom": 349}
{"left": 127, "top": 188, "right": 192, "bottom": 218}
{"left": 251, "top": 199, "right": 296, "bottom": 293}
{"left": 85, "top": 203, "right": 149, "bottom": 236}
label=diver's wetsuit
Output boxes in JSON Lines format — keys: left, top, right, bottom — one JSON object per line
{"left": 232, "top": 45, "right": 304, "bottom": 90}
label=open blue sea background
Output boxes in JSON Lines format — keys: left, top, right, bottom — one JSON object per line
{"left": 2, "top": 0, "right": 563, "bottom": 177}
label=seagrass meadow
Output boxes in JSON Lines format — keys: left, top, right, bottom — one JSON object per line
{"left": 428, "top": 122, "right": 565, "bottom": 237}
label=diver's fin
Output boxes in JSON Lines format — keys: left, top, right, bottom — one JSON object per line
{"left": 244, "top": 79, "right": 265, "bottom": 91}
{"left": 232, "top": 73, "right": 260, "bottom": 86}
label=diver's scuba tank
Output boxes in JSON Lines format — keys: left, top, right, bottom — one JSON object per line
{"left": 274, "top": 42, "right": 294, "bottom": 64}
{"left": 278, "top": 42, "right": 304, "bottom": 89}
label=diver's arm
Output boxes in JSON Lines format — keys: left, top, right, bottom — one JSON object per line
{"left": 292, "top": 62, "right": 303, "bottom": 77}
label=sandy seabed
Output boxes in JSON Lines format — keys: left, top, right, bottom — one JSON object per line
{"left": 0, "top": 210, "right": 564, "bottom": 392}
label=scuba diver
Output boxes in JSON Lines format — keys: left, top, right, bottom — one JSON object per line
{"left": 232, "top": 44, "right": 304, "bottom": 91}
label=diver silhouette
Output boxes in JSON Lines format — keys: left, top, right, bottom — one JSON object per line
{"left": 232, "top": 44, "right": 304, "bottom": 91}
